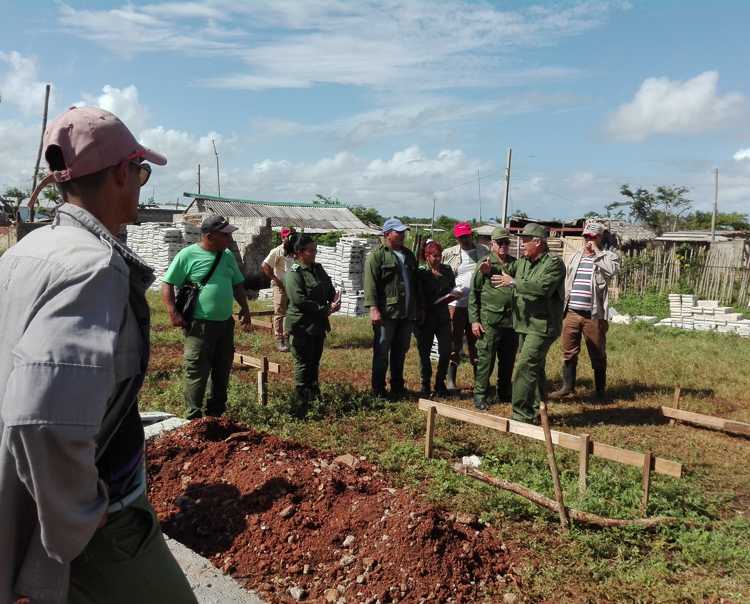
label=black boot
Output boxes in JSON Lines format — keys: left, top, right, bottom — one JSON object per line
{"left": 446, "top": 363, "right": 458, "bottom": 391}
{"left": 548, "top": 361, "right": 576, "bottom": 400}
{"left": 473, "top": 395, "right": 488, "bottom": 411}
{"left": 420, "top": 382, "right": 432, "bottom": 396}
{"left": 593, "top": 367, "right": 607, "bottom": 401}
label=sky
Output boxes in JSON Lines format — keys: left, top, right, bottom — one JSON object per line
{"left": 1, "top": 0, "right": 749, "bottom": 221}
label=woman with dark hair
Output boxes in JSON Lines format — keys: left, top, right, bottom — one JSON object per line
{"left": 415, "top": 240, "right": 457, "bottom": 395}
{"left": 283, "top": 234, "right": 341, "bottom": 414}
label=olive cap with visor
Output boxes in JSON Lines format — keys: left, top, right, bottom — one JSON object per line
{"left": 520, "top": 223, "right": 548, "bottom": 239}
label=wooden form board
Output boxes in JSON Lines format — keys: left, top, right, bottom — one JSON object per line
{"left": 233, "top": 353, "right": 281, "bottom": 374}
{"left": 661, "top": 406, "right": 750, "bottom": 437}
{"left": 250, "top": 309, "right": 275, "bottom": 317}
{"left": 250, "top": 318, "right": 273, "bottom": 330}
{"left": 418, "top": 399, "right": 682, "bottom": 478}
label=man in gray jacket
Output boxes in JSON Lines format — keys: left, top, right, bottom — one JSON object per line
{"left": 549, "top": 222, "right": 620, "bottom": 401}
{"left": 0, "top": 107, "right": 196, "bottom": 603}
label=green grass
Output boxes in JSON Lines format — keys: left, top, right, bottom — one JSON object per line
{"left": 140, "top": 291, "right": 750, "bottom": 602}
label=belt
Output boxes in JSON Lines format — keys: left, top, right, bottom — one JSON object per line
{"left": 570, "top": 308, "right": 592, "bottom": 319}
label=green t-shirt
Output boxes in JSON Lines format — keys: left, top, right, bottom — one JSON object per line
{"left": 162, "top": 244, "right": 244, "bottom": 321}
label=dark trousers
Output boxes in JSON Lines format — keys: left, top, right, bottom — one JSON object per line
{"left": 561, "top": 310, "right": 608, "bottom": 372}
{"left": 448, "top": 306, "right": 478, "bottom": 366}
{"left": 511, "top": 333, "right": 555, "bottom": 423}
{"left": 415, "top": 319, "right": 451, "bottom": 388}
{"left": 474, "top": 324, "right": 519, "bottom": 401}
{"left": 183, "top": 318, "right": 235, "bottom": 420}
{"left": 371, "top": 318, "right": 413, "bottom": 394}
{"left": 289, "top": 332, "right": 325, "bottom": 398}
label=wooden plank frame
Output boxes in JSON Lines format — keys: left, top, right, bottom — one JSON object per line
{"left": 418, "top": 398, "right": 683, "bottom": 479}
{"left": 661, "top": 406, "right": 750, "bottom": 437}
{"left": 250, "top": 318, "right": 273, "bottom": 330}
{"left": 233, "top": 353, "right": 282, "bottom": 406}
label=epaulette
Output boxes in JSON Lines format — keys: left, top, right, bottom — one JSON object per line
{"left": 291, "top": 263, "right": 302, "bottom": 271}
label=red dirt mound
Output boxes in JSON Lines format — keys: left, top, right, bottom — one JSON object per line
{"left": 147, "top": 418, "right": 517, "bottom": 603}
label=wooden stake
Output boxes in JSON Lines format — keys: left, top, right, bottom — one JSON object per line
{"left": 578, "top": 433, "right": 590, "bottom": 495}
{"left": 257, "top": 356, "right": 269, "bottom": 405}
{"left": 670, "top": 386, "right": 681, "bottom": 426}
{"left": 641, "top": 451, "right": 653, "bottom": 516}
{"left": 425, "top": 405, "right": 437, "bottom": 459}
{"left": 455, "top": 464, "right": 677, "bottom": 528}
{"left": 539, "top": 403, "right": 570, "bottom": 531}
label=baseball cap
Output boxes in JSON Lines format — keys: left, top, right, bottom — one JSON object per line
{"left": 583, "top": 222, "right": 605, "bottom": 237}
{"left": 28, "top": 106, "right": 167, "bottom": 209}
{"left": 491, "top": 226, "right": 511, "bottom": 240}
{"left": 201, "top": 214, "right": 238, "bottom": 234}
{"left": 453, "top": 222, "right": 473, "bottom": 238}
{"left": 382, "top": 217, "right": 409, "bottom": 233}
{"left": 280, "top": 226, "right": 294, "bottom": 238}
{"left": 520, "top": 223, "right": 548, "bottom": 239}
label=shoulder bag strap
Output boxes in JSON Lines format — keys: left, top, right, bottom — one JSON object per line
{"left": 199, "top": 251, "right": 224, "bottom": 287}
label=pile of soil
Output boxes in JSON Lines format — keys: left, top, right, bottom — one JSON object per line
{"left": 147, "top": 418, "right": 517, "bottom": 603}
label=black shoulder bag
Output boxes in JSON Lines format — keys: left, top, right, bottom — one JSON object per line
{"left": 175, "top": 252, "right": 222, "bottom": 331}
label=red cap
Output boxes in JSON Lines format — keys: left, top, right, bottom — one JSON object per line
{"left": 453, "top": 222, "right": 472, "bottom": 238}
{"left": 28, "top": 106, "right": 166, "bottom": 209}
{"left": 280, "top": 227, "right": 295, "bottom": 238}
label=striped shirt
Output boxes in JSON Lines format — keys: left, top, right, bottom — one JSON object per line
{"left": 568, "top": 256, "right": 594, "bottom": 312}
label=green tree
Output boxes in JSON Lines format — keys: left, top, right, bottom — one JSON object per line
{"left": 348, "top": 205, "right": 383, "bottom": 226}
{"left": 681, "top": 210, "right": 750, "bottom": 231}
{"left": 610, "top": 184, "right": 692, "bottom": 235}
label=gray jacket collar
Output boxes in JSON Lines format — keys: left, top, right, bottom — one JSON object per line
{"left": 54, "top": 203, "right": 155, "bottom": 289}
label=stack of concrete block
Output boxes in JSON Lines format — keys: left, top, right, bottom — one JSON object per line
{"left": 318, "top": 236, "right": 378, "bottom": 316}
{"left": 657, "top": 294, "right": 750, "bottom": 336}
{"left": 126, "top": 223, "right": 193, "bottom": 289}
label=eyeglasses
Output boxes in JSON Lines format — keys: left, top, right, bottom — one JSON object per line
{"left": 130, "top": 160, "right": 151, "bottom": 187}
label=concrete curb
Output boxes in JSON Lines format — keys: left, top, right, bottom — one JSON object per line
{"left": 144, "top": 414, "right": 266, "bottom": 604}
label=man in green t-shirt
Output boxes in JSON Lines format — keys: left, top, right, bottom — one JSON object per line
{"left": 161, "top": 215, "right": 252, "bottom": 419}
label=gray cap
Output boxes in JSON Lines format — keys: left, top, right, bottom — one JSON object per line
{"left": 520, "top": 223, "right": 548, "bottom": 239}
{"left": 201, "top": 214, "right": 238, "bottom": 234}
{"left": 583, "top": 222, "right": 605, "bottom": 236}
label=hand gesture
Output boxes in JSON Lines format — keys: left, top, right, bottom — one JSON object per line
{"left": 330, "top": 290, "right": 342, "bottom": 314}
{"left": 238, "top": 307, "right": 253, "bottom": 331}
{"left": 471, "top": 322, "right": 485, "bottom": 338}
{"left": 479, "top": 257, "right": 492, "bottom": 274}
{"left": 370, "top": 306, "right": 383, "bottom": 327}
{"left": 495, "top": 273, "right": 514, "bottom": 288}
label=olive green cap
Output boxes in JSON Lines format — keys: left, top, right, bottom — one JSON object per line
{"left": 520, "top": 222, "right": 548, "bottom": 239}
{"left": 491, "top": 226, "right": 511, "bottom": 240}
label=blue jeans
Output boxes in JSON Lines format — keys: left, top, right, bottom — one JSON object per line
{"left": 371, "top": 318, "right": 413, "bottom": 394}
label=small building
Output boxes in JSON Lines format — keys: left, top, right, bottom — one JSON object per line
{"left": 182, "top": 193, "right": 377, "bottom": 235}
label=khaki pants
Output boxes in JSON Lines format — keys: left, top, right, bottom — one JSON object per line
{"left": 272, "top": 282, "right": 288, "bottom": 339}
{"left": 448, "top": 306, "right": 478, "bottom": 366}
{"left": 560, "top": 310, "right": 608, "bottom": 372}
{"left": 69, "top": 494, "right": 196, "bottom": 603}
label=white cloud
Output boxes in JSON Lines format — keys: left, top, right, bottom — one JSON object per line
{"left": 89, "top": 85, "right": 149, "bottom": 133}
{"left": 733, "top": 148, "right": 750, "bottom": 161}
{"left": 57, "top": 1, "right": 627, "bottom": 91}
{"left": 0, "top": 51, "right": 52, "bottom": 115}
{"left": 0, "top": 120, "right": 41, "bottom": 192}
{"left": 607, "top": 71, "right": 746, "bottom": 141}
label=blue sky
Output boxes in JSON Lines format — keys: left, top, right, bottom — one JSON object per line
{"left": 1, "top": 0, "right": 749, "bottom": 220}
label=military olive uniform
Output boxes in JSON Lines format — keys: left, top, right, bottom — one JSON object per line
{"left": 469, "top": 252, "right": 518, "bottom": 407}
{"left": 415, "top": 264, "right": 455, "bottom": 393}
{"left": 510, "top": 251, "right": 565, "bottom": 423}
{"left": 283, "top": 261, "right": 336, "bottom": 411}
{"left": 363, "top": 244, "right": 420, "bottom": 396}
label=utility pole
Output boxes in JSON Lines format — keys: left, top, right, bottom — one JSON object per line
{"left": 29, "top": 83, "right": 51, "bottom": 222}
{"left": 197, "top": 163, "right": 201, "bottom": 194}
{"left": 211, "top": 139, "right": 221, "bottom": 196}
{"left": 711, "top": 168, "right": 718, "bottom": 242}
{"left": 501, "top": 147, "right": 512, "bottom": 227}
{"left": 430, "top": 196, "right": 436, "bottom": 238}
{"left": 477, "top": 168, "right": 482, "bottom": 222}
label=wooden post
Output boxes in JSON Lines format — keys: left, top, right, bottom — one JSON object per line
{"left": 670, "top": 386, "right": 681, "bottom": 426}
{"left": 257, "top": 356, "right": 269, "bottom": 405}
{"left": 578, "top": 433, "right": 590, "bottom": 495}
{"left": 424, "top": 405, "right": 437, "bottom": 458}
{"left": 641, "top": 451, "right": 653, "bottom": 516}
{"left": 539, "top": 403, "right": 570, "bottom": 531}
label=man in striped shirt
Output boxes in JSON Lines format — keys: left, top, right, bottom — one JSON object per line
{"left": 549, "top": 222, "right": 620, "bottom": 401}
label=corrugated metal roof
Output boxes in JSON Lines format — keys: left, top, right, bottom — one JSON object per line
{"left": 655, "top": 231, "right": 731, "bottom": 242}
{"left": 183, "top": 193, "right": 377, "bottom": 234}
